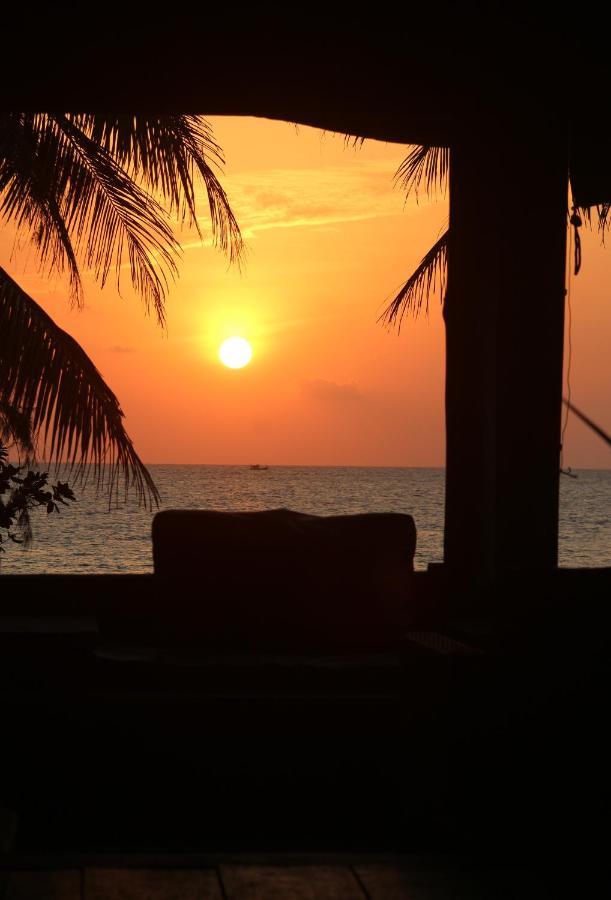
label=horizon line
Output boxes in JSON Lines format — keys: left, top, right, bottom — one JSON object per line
{"left": 25, "top": 461, "right": 611, "bottom": 473}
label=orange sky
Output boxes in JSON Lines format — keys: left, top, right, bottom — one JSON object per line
{"left": 1, "top": 117, "right": 610, "bottom": 467}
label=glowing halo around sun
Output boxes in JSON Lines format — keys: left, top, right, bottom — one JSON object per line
{"left": 218, "top": 336, "right": 253, "bottom": 369}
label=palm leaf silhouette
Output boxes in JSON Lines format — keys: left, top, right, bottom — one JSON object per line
{"left": 0, "top": 265, "right": 159, "bottom": 506}
{"left": 71, "top": 115, "right": 243, "bottom": 262}
{"left": 395, "top": 145, "right": 449, "bottom": 201}
{"left": 0, "top": 398, "right": 34, "bottom": 457}
{"left": 0, "top": 114, "right": 243, "bottom": 323}
{"left": 383, "top": 144, "right": 611, "bottom": 326}
{"left": 380, "top": 229, "right": 448, "bottom": 328}
{"left": 0, "top": 114, "right": 244, "bottom": 504}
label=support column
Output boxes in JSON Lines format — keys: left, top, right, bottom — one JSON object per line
{"left": 444, "top": 110, "right": 568, "bottom": 583}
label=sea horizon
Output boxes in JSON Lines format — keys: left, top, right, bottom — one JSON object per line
{"left": 2, "top": 464, "right": 609, "bottom": 575}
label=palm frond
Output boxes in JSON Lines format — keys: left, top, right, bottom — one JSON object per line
{"left": 395, "top": 146, "right": 450, "bottom": 201}
{"left": 51, "top": 113, "right": 181, "bottom": 323}
{"left": 66, "top": 115, "right": 244, "bottom": 264}
{"left": 0, "top": 265, "right": 159, "bottom": 507}
{"left": 0, "top": 114, "right": 180, "bottom": 321}
{"left": 0, "top": 115, "right": 84, "bottom": 302}
{"left": 0, "top": 400, "right": 34, "bottom": 457}
{"left": 578, "top": 202, "right": 611, "bottom": 240}
{"left": 0, "top": 114, "right": 243, "bottom": 322}
{"left": 380, "top": 229, "right": 448, "bottom": 329}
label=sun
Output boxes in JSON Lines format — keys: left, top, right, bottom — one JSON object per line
{"left": 218, "top": 336, "right": 253, "bottom": 369}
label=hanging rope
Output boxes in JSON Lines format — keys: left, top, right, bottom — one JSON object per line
{"left": 570, "top": 206, "right": 582, "bottom": 275}
{"left": 560, "top": 203, "right": 577, "bottom": 477}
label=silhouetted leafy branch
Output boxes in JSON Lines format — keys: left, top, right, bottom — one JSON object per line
{"left": 0, "top": 441, "right": 75, "bottom": 551}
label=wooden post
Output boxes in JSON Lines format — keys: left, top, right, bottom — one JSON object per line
{"left": 444, "top": 108, "right": 569, "bottom": 583}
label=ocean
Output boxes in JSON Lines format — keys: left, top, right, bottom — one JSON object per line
{"left": 1, "top": 466, "right": 610, "bottom": 573}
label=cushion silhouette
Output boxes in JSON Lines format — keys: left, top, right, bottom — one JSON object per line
{"left": 151, "top": 508, "right": 416, "bottom": 647}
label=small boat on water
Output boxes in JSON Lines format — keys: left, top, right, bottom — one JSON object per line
{"left": 249, "top": 464, "right": 269, "bottom": 470}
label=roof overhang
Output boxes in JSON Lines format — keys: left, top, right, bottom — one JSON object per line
{"left": 2, "top": 23, "right": 610, "bottom": 205}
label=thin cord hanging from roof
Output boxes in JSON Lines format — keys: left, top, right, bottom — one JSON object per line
{"left": 560, "top": 208, "right": 575, "bottom": 477}
{"left": 570, "top": 206, "right": 582, "bottom": 275}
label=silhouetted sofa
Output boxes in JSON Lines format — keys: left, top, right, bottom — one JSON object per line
{"left": 151, "top": 508, "right": 417, "bottom": 649}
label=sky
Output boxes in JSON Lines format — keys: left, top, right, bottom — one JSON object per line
{"left": 1, "top": 116, "right": 610, "bottom": 468}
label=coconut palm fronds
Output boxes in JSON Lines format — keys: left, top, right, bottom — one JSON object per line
{"left": 0, "top": 113, "right": 179, "bottom": 322}
{"left": 577, "top": 202, "right": 611, "bottom": 241}
{"left": 0, "top": 265, "right": 159, "bottom": 507}
{"left": 380, "top": 229, "right": 448, "bottom": 329}
{"left": 382, "top": 145, "right": 449, "bottom": 331}
{"left": 0, "top": 399, "right": 35, "bottom": 459}
{"left": 66, "top": 114, "right": 244, "bottom": 263}
{"left": 0, "top": 114, "right": 243, "bottom": 324}
{"left": 395, "top": 145, "right": 450, "bottom": 201}
{"left": 0, "top": 115, "right": 84, "bottom": 304}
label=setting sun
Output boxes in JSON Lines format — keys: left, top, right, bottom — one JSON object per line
{"left": 218, "top": 336, "right": 253, "bottom": 369}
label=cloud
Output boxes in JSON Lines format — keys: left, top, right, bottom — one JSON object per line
{"left": 191, "top": 158, "right": 428, "bottom": 242}
{"left": 303, "top": 379, "right": 364, "bottom": 405}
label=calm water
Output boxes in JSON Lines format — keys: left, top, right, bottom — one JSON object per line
{"left": 2, "top": 466, "right": 610, "bottom": 573}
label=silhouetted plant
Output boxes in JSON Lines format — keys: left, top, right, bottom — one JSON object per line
{"left": 380, "top": 144, "right": 610, "bottom": 328}
{"left": 379, "top": 145, "right": 611, "bottom": 447}
{"left": 0, "top": 442, "right": 75, "bottom": 552}
{"left": 0, "top": 115, "right": 243, "bottom": 508}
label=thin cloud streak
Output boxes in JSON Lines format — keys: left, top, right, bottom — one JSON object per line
{"left": 192, "top": 159, "right": 432, "bottom": 241}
